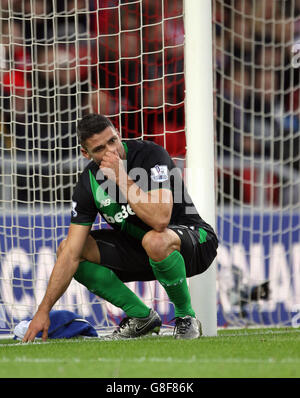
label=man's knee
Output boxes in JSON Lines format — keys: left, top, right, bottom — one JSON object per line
{"left": 142, "top": 229, "right": 180, "bottom": 262}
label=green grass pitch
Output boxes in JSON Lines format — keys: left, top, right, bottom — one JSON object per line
{"left": 0, "top": 328, "right": 300, "bottom": 378}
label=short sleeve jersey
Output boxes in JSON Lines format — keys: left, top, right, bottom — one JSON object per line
{"left": 71, "top": 140, "right": 210, "bottom": 240}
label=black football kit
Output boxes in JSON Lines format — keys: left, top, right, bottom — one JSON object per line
{"left": 71, "top": 140, "right": 218, "bottom": 282}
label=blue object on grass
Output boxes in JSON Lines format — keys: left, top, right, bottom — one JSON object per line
{"left": 13, "top": 310, "right": 98, "bottom": 339}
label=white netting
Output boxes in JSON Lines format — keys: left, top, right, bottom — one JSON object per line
{"left": 1, "top": 0, "right": 300, "bottom": 335}
{"left": 0, "top": 0, "right": 185, "bottom": 334}
{"left": 214, "top": 0, "right": 300, "bottom": 327}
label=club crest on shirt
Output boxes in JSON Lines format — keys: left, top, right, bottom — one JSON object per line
{"left": 150, "top": 165, "right": 168, "bottom": 182}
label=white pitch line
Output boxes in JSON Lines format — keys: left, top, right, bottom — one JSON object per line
{"left": 1, "top": 328, "right": 300, "bottom": 348}
{"left": 94, "top": 357, "right": 300, "bottom": 364}
{"left": 221, "top": 329, "right": 300, "bottom": 338}
{"left": 0, "top": 356, "right": 300, "bottom": 364}
{"left": 0, "top": 337, "right": 104, "bottom": 348}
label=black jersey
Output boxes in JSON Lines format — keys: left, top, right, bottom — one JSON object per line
{"left": 71, "top": 140, "right": 212, "bottom": 240}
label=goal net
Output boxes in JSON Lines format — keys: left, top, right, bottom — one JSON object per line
{"left": 214, "top": 0, "right": 300, "bottom": 327}
{"left": 0, "top": 0, "right": 185, "bottom": 335}
{"left": 1, "top": 0, "right": 300, "bottom": 337}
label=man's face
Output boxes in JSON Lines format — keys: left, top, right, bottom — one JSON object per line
{"left": 80, "top": 127, "right": 125, "bottom": 166}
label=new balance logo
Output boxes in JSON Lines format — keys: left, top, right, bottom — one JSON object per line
{"left": 100, "top": 198, "right": 111, "bottom": 208}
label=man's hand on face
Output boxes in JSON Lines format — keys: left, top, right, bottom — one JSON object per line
{"left": 100, "top": 150, "right": 126, "bottom": 183}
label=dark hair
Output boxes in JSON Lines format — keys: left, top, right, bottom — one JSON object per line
{"left": 77, "top": 114, "right": 114, "bottom": 146}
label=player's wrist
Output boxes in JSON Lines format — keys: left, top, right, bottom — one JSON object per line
{"left": 116, "top": 169, "right": 130, "bottom": 189}
{"left": 37, "top": 301, "right": 52, "bottom": 314}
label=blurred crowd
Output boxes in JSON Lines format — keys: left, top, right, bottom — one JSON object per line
{"left": 214, "top": 0, "right": 300, "bottom": 205}
{"left": 0, "top": 0, "right": 300, "bottom": 205}
{"left": 215, "top": 0, "right": 300, "bottom": 169}
{"left": 0, "top": 0, "right": 185, "bottom": 166}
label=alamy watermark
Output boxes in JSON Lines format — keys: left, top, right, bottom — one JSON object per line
{"left": 93, "top": 162, "right": 207, "bottom": 215}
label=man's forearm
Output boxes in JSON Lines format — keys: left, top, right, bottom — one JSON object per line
{"left": 38, "top": 252, "right": 79, "bottom": 313}
{"left": 117, "top": 174, "right": 172, "bottom": 231}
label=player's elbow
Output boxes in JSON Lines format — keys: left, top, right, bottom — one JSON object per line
{"left": 151, "top": 212, "right": 171, "bottom": 232}
{"left": 152, "top": 223, "right": 168, "bottom": 233}
{"left": 57, "top": 239, "right": 81, "bottom": 264}
{"left": 152, "top": 192, "right": 173, "bottom": 232}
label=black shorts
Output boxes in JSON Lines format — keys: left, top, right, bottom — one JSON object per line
{"left": 89, "top": 226, "right": 218, "bottom": 283}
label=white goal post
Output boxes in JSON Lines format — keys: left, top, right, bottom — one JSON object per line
{"left": 184, "top": 0, "right": 217, "bottom": 336}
